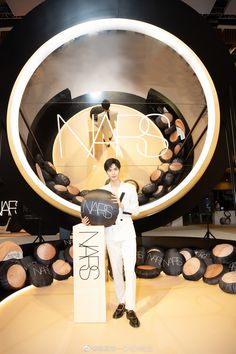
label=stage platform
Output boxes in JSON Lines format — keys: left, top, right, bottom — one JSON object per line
{"left": 0, "top": 275, "right": 236, "bottom": 354}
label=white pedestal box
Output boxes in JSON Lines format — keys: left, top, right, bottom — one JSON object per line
{"left": 73, "top": 224, "right": 106, "bottom": 323}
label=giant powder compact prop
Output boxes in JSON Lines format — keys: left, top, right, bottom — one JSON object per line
{"left": 81, "top": 189, "right": 119, "bottom": 227}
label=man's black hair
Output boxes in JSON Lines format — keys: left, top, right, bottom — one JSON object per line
{"left": 101, "top": 99, "right": 111, "bottom": 111}
{"left": 104, "top": 158, "right": 121, "bottom": 171}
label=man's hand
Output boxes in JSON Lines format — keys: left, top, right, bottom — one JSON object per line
{"left": 111, "top": 194, "right": 124, "bottom": 209}
{"left": 81, "top": 216, "right": 90, "bottom": 225}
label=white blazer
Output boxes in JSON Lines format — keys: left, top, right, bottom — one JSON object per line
{"left": 101, "top": 182, "right": 139, "bottom": 242}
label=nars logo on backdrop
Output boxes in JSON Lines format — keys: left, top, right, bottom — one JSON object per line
{"left": 57, "top": 112, "right": 172, "bottom": 159}
{"left": 0, "top": 200, "right": 18, "bottom": 216}
{"left": 78, "top": 231, "right": 100, "bottom": 280}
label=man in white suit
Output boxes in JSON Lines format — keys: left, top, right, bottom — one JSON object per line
{"left": 96, "top": 99, "right": 117, "bottom": 147}
{"left": 83, "top": 158, "right": 140, "bottom": 327}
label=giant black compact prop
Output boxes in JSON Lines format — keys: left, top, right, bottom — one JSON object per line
{"left": 81, "top": 189, "right": 119, "bottom": 227}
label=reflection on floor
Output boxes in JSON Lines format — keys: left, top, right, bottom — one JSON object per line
{"left": 1, "top": 276, "right": 236, "bottom": 354}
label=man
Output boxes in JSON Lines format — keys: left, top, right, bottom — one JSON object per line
{"left": 96, "top": 99, "right": 117, "bottom": 147}
{"left": 83, "top": 158, "right": 140, "bottom": 327}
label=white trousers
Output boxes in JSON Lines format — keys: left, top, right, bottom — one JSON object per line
{"left": 106, "top": 238, "right": 137, "bottom": 311}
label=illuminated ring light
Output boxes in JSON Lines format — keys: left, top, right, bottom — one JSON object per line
{"left": 7, "top": 18, "right": 220, "bottom": 220}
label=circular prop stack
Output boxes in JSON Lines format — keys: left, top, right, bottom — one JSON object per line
{"left": 139, "top": 109, "right": 188, "bottom": 205}
{"left": 35, "top": 154, "right": 80, "bottom": 202}
{"left": 1, "top": 240, "right": 236, "bottom": 298}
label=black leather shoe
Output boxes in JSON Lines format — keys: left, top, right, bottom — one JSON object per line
{"left": 113, "top": 303, "right": 126, "bottom": 319}
{"left": 126, "top": 310, "right": 140, "bottom": 328}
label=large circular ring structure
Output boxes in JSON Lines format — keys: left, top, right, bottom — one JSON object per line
{"left": 7, "top": 18, "right": 220, "bottom": 219}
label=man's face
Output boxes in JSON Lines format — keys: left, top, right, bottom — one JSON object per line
{"left": 106, "top": 164, "right": 120, "bottom": 181}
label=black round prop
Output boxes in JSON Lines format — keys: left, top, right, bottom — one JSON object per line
{"left": 228, "top": 261, "right": 236, "bottom": 272}
{"left": 183, "top": 257, "right": 207, "bottom": 281}
{"left": 20, "top": 256, "right": 36, "bottom": 271}
{"left": 54, "top": 173, "right": 70, "bottom": 186}
{"left": 180, "top": 248, "right": 195, "bottom": 261}
{"left": 136, "top": 246, "right": 146, "bottom": 266}
{"left": 43, "top": 161, "right": 57, "bottom": 176}
{"left": 174, "top": 143, "right": 185, "bottom": 157}
{"left": 168, "top": 158, "right": 184, "bottom": 174}
{"left": 34, "top": 242, "right": 57, "bottom": 266}
{"left": 41, "top": 169, "right": 53, "bottom": 181}
{"left": 81, "top": 189, "right": 119, "bottom": 227}
{"left": 46, "top": 180, "right": 56, "bottom": 191}
{"left": 219, "top": 271, "right": 236, "bottom": 294}
{"left": 142, "top": 183, "right": 157, "bottom": 195}
{"left": 152, "top": 185, "right": 166, "bottom": 199}
{"left": 195, "top": 249, "right": 213, "bottom": 266}
{"left": 67, "top": 185, "right": 80, "bottom": 199}
{"left": 155, "top": 112, "right": 173, "bottom": 129}
{"left": 53, "top": 184, "right": 68, "bottom": 198}
{"left": 51, "top": 259, "right": 72, "bottom": 280}
{"left": 146, "top": 248, "right": 164, "bottom": 272}
{"left": 159, "top": 148, "right": 174, "bottom": 163}
{"left": 212, "top": 244, "right": 236, "bottom": 265}
{"left": 35, "top": 154, "right": 44, "bottom": 168}
{"left": 135, "top": 265, "right": 160, "bottom": 279}
{"left": 162, "top": 172, "right": 175, "bottom": 187}
{"left": 164, "top": 124, "right": 176, "bottom": 136}
{"left": 169, "top": 131, "right": 180, "bottom": 145}
{"left": 27, "top": 262, "right": 53, "bottom": 287}
{"left": 203, "top": 263, "right": 226, "bottom": 285}
{"left": 150, "top": 169, "right": 164, "bottom": 185}
{"left": 162, "top": 248, "right": 185, "bottom": 276}
{"left": 0, "top": 259, "right": 27, "bottom": 290}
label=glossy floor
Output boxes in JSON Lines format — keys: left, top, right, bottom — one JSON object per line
{"left": 1, "top": 275, "right": 236, "bottom": 354}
